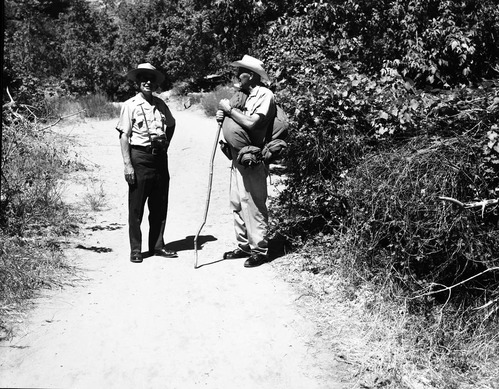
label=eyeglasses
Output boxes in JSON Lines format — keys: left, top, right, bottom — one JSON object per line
{"left": 138, "top": 76, "right": 157, "bottom": 83}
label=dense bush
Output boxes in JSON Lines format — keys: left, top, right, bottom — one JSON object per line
{"left": 1, "top": 109, "right": 78, "bottom": 236}
{"left": 341, "top": 136, "right": 498, "bottom": 300}
{"left": 0, "top": 105, "right": 81, "bottom": 335}
{"left": 255, "top": 1, "right": 499, "bottom": 323}
{"left": 3, "top": 0, "right": 291, "bottom": 103}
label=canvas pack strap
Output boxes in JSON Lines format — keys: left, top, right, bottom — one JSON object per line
{"left": 264, "top": 104, "right": 278, "bottom": 144}
{"left": 139, "top": 105, "right": 154, "bottom": 145}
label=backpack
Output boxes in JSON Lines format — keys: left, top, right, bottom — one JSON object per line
{"left": 262, "top": 105, "right": 290, "bottom": 164}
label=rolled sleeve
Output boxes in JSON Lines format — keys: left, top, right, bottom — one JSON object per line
{"left": 116, "top": 102, "right": 134, "bottom": 136}
{"left": 247, "top": 87, "right": 275, "bottom": 119}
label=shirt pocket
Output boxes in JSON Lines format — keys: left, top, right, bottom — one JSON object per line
{"left": 135, "top": 109, "right": 146, "bottom": 129}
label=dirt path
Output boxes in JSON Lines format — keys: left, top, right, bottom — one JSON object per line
{"left": 0, "top": 106, "right": 350, "bottom": 388}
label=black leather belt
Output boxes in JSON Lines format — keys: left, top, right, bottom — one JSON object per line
{"left": 131, "top": 145, "right": 164, "bottom": 155}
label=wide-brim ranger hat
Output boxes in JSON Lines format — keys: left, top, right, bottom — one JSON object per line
{"left": 230, "top": 55, "right": 269, "bottom": 83}
{"left": 127, "top": 63, "right": 165, "bottom": 84}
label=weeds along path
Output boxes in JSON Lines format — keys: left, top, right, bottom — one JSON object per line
{"left": 0, "top": 106, "right": 350, "bottom": 388}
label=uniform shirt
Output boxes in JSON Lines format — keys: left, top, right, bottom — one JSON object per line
{"left": 243, "top": 85, "right": 276, "bottom": 146}
{"left": 116, "top": 94, "right": 175, "bottom": 147}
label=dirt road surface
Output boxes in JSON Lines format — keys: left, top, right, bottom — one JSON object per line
{"left": 0, "top": 106, "right": 350, "bottom": 388}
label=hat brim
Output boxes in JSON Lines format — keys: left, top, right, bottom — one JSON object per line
{"left": 230, "top": 60, "right": 269, "bottom": 82}
{"left": 127, "top": 68, "right": 165, "bottom": 84}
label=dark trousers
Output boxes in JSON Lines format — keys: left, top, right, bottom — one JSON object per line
{"left": 129, "top": 148, "right": 170, "bottom": 255}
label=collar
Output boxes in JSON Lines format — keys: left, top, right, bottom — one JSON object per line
{"left": 247, "top": 85, "right": 261, "bottom": 98}
{"left": 136, "top": 93, "right": 155, "bottom": 106}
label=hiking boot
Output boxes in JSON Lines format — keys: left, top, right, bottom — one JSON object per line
{"left": 130, "top": 252, "right": 143, "bottom": 263}
{"left": 223, "top": 248, "right": 250, "bottom": 259}
{"left": 244, "top": 253, "right": 268, "bottom": 268}
{"left": 153, "top": 248, "right": 178, "bottom": 258}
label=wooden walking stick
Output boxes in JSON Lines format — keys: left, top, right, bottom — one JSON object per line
{"left": 194, "top": 121, "right": 223, "bottom": 268}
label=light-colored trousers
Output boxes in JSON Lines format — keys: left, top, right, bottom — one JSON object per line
{"left": 230, "top": 160, "right": 269, "bottom": 255}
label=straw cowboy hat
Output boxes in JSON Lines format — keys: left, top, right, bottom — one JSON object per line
{"left": 127, "top": 63, "right": 165, "bottom": 84}
{"left": 230, "top": 55, "right": 269, "bottom": 83}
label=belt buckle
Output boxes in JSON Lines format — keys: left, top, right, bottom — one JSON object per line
{"left": 151, "top": 148, "right": 159, "bottom": 155}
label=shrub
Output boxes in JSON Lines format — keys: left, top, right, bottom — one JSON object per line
{"left": 340, "top": 136, "right": 499, "bottom": 309}
{"left": 1, "top": 110, "right": 78, "bottom": 236}
{"left": 1, "top": 105, "right": 80, "bottom": 337}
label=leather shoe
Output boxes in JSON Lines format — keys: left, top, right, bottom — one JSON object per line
{"left": 244, "top": 253, "right": 268, "bottom": 268}
{"left": 153, "top": 248, "right": 178, "bottom": 258}
{"left": 223, "top": 248, "right": 250, "bottom": 259}
{"left": 130, "top": 252, "right": 143, "bottom": 263}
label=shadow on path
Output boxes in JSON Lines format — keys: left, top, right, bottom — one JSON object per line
{"left": 164, "top": 235, "right": 217, "bottom": 252}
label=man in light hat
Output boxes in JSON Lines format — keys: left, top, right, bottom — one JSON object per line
{"left": 216, "top": 55, "right": 276, "bottom": 268}
{"left": 116, "top": 63, "right": 178, "bottom": 263}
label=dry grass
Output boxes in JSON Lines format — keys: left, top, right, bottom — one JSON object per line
{"left": 199, "top": 85, "right": 234, "bottom": 116}
{"left": 271, "top": 250, "right": 499, "bottom": 389}
{"left": 42, "top": 93, "right": 120, "bottom": 120}
{"left": 84, "top": 182, "right": 107, "bottom": 211}
{"left": 0, "top": 235, "right": 77, "bottom": 340}
{"left": 1, "top": 105, "right": 83, "bottom": 340}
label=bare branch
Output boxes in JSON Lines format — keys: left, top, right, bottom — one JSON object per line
{"left": 411, "top": 267, "right": 499, "bottom": 300}
{"left": 438, "top": 196, "right": 464, "bottom": 208}
{"left": 438, "top": 196, "right": 499, "bottom": 217}
{"left": 474, "top": 297, "right": 499, "bottom": 311}
{"left": 38, "top": 110, "right": 86, "bottom": 132}
{"left": 2, "top": 86, "right": 16, "bottom": 109}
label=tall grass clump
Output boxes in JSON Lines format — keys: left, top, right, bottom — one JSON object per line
{"left": 199, "top": 85, "right": 235, "bottom": 117}
{"left": 1, "top": 107, "right": 79, "bottom": 338}
{"left": 39, "top": 93, "right": 120, "bottom": 121}
{"left": 78, "top": 93, "right": 121, "bottom": 119}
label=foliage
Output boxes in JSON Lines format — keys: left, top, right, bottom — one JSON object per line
{"left": 341, "top": 136, "right": 498, "bottom": 299}
{"left": 1, "top": 111, "right": 75, "bottom": 236}
{"left": 57, "top": 0, "right": 119, "bottom": 96}
{"left": 1, "top": 103, "right": 81, "bottom": 338}
{"left": 258, "top": 1, "right": 499, "bottom": 335}
{"left": 3, "top": 0, "right": 293, "bottom": 104}
{"left": 3, "top": 0, "right": 498, "bottom": 104}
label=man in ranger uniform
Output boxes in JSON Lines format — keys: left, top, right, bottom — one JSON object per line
{"left": 116, "top": 63, "right": 178, "bottom": 263}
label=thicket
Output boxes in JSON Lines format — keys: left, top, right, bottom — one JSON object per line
{"left": 3, "top": 0, "right": 292, "bottom": 104}
{"left": 252, "top": 2, "right": 498, "bottom": 383}
{"left": 0, "top": 102, "right": 82, "bottom": 336}
{"left": 255, "top": 0, "right": 499, "bottom": 307}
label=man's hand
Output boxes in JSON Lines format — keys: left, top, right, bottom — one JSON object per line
{"left": 124, "top": 165, "right": 135, "bottom": 185}
{"left": 216, "top": 109, "right": 225, "bottom": 123}
{"left": 218, "top": 99, "right": 231, "bottom": 115}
